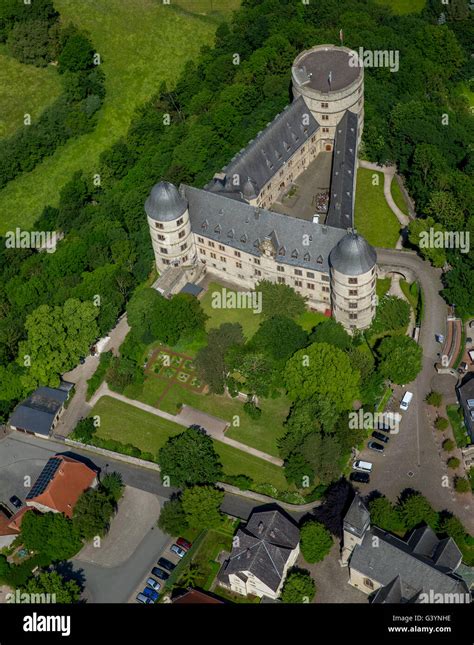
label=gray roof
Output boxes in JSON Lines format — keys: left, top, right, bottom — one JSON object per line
{"left": 456, "top": 374, "right": 474, "bottom": 439}
{"left": 183, "top": 184, "right": 346, "bottom": 274}
{"left": 329, "top": 231, "right": 377, "bottom": 276}
{"left": 145, "top": 180, "right": 188, "bottom": 222}
{"left": 344, "top": 494, "right": 370, "bottom": 538}
{"left": 222, "top": 509, "right": 300, "bottom": 593}
{"left": 350, "top": 527, "right": 468, "bottom": 599}
{"left": 326, "top": 111, "right": 358, "bottom": 230}
{"left": 206, "top": 96, "right": 319, "bottom": 198}
{"left": 9, "top": 387, "right": 68, "bottom": 436}
{"left": 293, "top": 48, "right": 361, "bottom": 92}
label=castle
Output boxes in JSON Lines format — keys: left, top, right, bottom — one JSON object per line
{"left": 145, "top": 45, "right": 377, "bottom": 332}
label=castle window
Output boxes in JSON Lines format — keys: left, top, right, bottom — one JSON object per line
{"left": 162, "top": 259, "right": 170, "bottom": 265}
{"left": 157, "top": 234, "right": 165, "bottom": 241}
{"left": 176, "top": 218, "right": 184, "bottom": 226}
{"left": 178, "top": 230, "right": 186, "bottom": 239}
{"left": 295, "top": 280, "right": 302, "bottom": 287}
{"left": 317, "top": 255, "right": 323, "bottom": 264}
{"left": 321, "top": 102, "right": 328, "bottom": 108}
{"left": 254, "top": 259, "right": 260, "bottom": 265}
{"left": 348, "top": 278, "right": 358, "bottom": 285}
{"left": 155, "top": 222, "right": 164, "bottom": 230}
{"left": 349, "top": 302, "right": 357, "bottom": 309}
{"left": 322, "top": 286, "right": 330, "bottom": 293}
{"left": 322, "top": 127, "right": 329, "bottom": 133}
{"left": 349, "top": 289, "right": 358, "bottom": 296}
{"left": 201, "top": 220, "right": 208, "bottom": 230}
{"left": 255, "top": 269, "right": 261, "bottom": 276}
{"left": 210, "top": 252, "right": 216, "bottom": 259}
{"left": 160, "top": 248, "right": 168, "bottom": 254}
{"left": 307, "top": 283, "right": 315, "bottom": 290}
{"left": 236, "top": 261, "right": 242, "bottom": 269}
{"left": 349, "top": 313, "right": 358, "bottom": 320}
{"left": 199, "top": 248, "right": 206, "bottom": 255}
{"left": 311, "top": 136, "right": 316, "bottom": 142}
{"left": 214, "top": 224, "right": 221, "bottom": 234}
{"left": 277, "top": 277, "right": 285, "bottom": 284}
{"left": 180, "top": 243, "right": 187, "bottom": 251}
{"left": 218, "top": 244, "right": 225, "bottom": 251}
{"left": 234, "top": 251, "right": 241, "bottom": 258}
{"left": 197, "top": 236, "right": 204, "bottom": 243}
{"left": 294, "top": 269, "right": 302, "bottom": 276}
{"left": 240, "top": 234, "right": 248, "bottom": 243}
{"left": 220, "top": 256, "right": 226, "bottom": 263}
{"left": 307, "top": 271, "right": 314, "bottom": 278}
{"left": 321, "top": 274, "right": 329, "bottom": 282}
{"left": 183, "top": 255, "right": 188, "bottom": 262}
{"left": 277, "top": 266, "right": 284, "bottom": 273}
{"left": 304, "top": 253, "right": 311, "bottom": 262}
{"left": 208, "top": 241, "right": 215, "bottom": 248}
{"left": 321, "top": 114, "right": 329, "bottom": 121}
{"left": 364, "top": 578, "right": 374, "bottom": 590}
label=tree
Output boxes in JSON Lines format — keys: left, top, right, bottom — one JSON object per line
{"left": 447, "top": 457, "right": 460, "bottom": 469}
{"left": 284, "top": 342, "right": 360, "bottom": 411}
{"left": 73, "top": 489, "right": 114, "bottom": 540}
{"left": 256, "top": 280, "right": 306, "bottom": 319}
{"left": 158, "top": 427, "right": 222, "bottom": 487}
{"left": 126, "top": 287, "right": 161, "bottom": 343}
{"left": 300, "top": 432, "right": 342, "bottom": 485}
{"left": 72, "top": 417, "right": 96, "bottom": 443}
{"left": 18, "top": 298, "right": 99, "bottom": 389}
{"left": 280, "top": 569, "right": 315, "bottom": 603}
{"left": 408, "top": 217, "right": 447, "bottom": 268}
{"left": 284, "top": 453, "right": 314, "bottom": 487}
{"left": 454, "top": 477, "right": 470, "bottom": 493}
{"left": 181, "top": 486, "right": 224, "bottom": 530}
{"left": 442, "top": 438, "right": 455, "bottom": 452}
{"left": 426, "top": 191, "right": 464, "bottom": 230}
{"left": 434, "top": 417, "right": 449, "bottom": 431}
{"left": 59, "top": 28, "right": 94, "bottom": 73}
{"left": 21, "top": 512, "right": 82, "bottom": 561}
{"left": 309, "top": 319, "right": 351, "bottom": 350}
{"left": 426, "top": 391, "right": 442, "bottom": 407}
{"left": 300, "top": 521, "right": 333, "bottom": 563}
{"left": 378, "top": 335, "right": 422, "bottom": 385}
{"left": 370, "top": 296, "right": 410, "bottom": 335}
{"left": 368, "top": 496, "right": 406, "bottom": 534}
{"left": 100, "top": 472, "right": 124, "bottom": 503}
{"left": 22, "top": 571, "right": 81, "bottom": 604}
{"left": 196, "top": 323, "right": 244, "bottom": 394}
{"left": 400, "top": 493, "right": 439, "bottom": 531}
{"left": 250, "top": 315, "right": 308, "bottom": 361}
{"left": 158, "top": 497, "right": 188, "bottom": 536}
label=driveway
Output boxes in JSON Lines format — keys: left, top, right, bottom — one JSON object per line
{"left": 75, "top": 487, "right": 162, "bottom": 568}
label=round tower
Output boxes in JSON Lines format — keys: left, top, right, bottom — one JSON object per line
{"left": 291, "top": 44, "right": 364, "bottom": 146}
{"left": 329, "top": 231, "right": 377, "bottom": 332}
{"left": 145, "top": 181, "right": 195, "bottom": 272}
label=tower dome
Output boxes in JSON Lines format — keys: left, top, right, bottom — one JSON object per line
{"left": 329, "top": 232, "right": 376, "bottom": 276}
{"left": 145, "top": 181, "right": 188, "bottom": 222}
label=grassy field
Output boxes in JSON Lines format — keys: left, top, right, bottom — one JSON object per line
{"left": 391, "top": 178, "right": 409, "bottom": 216}
{"left": 90, "top": 394, "right": 287, "bottom": 487}
{"left": 376, "top": 277, "right": 391, "bottom": 299}
{"left": 200, "top": 282, "right": 263, "bottom": 339}
{"left": 0, "top": 46, "right": 62, "bottom": 139}
{"left": 375, "top": 0, "right": 425, "bottom": 13}
{"left": 0, "top": 0, "right": 218, "bottom": 233}
{"left": 354, "top": 169, "right": 401, "bottom": 248}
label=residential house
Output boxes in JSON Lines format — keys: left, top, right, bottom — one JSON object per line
{"left": 8, "top": 382, "right": 73, "bottom": 438}
{"left": 0, "top": 507, "right": 32, "bottom": 549}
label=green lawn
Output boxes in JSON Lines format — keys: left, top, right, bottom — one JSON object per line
{"left": 0, "top": 0, "right": 217, "bottom": 233}
{"left": 375, "top": 0, "right": 425, "bottom": 13}
{"left": 376, "top": 277, "right": 391, "bottom": 300}
{"left": 296, "top": 310, "right": 328, "bottom": 332}
{"left": 200, "top": 282, "right": 263, "bottom": 339}
{"left": 175, "top": 0, "right": 240, "bottom": 20}
{"left": 391, "top": 178, "right": 409, "bottom": 216}
{"left": 354, "top": 168, "right": 401, "bottom": 248}
{"left": 89, "top": 394, "right": 287, "bottom": 488}
{"left": 0, "top": 46, "right": 62, "bottom": 139}
{"left": 446, "top": 405, "right": 471, "bottom": 449}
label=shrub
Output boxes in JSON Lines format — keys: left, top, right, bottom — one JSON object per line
{"left": 300, "top": 521, "right": 333, "bottom": 563}
{"left": 243, "top": 401, "right": 262, "bottom": 419}
{"left": 280, "top": 569, "right": 316, "bottom": 603}
{"left": 222, "top": 474, "right": 253, "bottom": 490}
{"left": 447, "top": 457, "right": 460, "bottom": 469}
{"left": 442, "top": 439, "right": 455, "bottom": 452}
{"left": 454, "top": 477, "right": 470, "bottom": 493}
{"left": 426, "top": 391, "right": 442, "bottom": 407}
{"left": 434, "top": 417, "right": 449, "bottom": 431}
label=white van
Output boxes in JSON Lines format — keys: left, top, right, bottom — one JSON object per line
{"left": 353, "top": 460, "right": 373, "bottom": 473}
{"left": 400, "top": 391, "right": 413, "bottom": 411}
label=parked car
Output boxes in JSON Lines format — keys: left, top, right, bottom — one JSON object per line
{"left": 151, "top": 567, "right": 169, "bottom": 581}
{"left": 136, "top": 593, "right": 154, "bottom": 604}
{"left": 157, "top": 557, "right": 176, "bottom": 572}
{"left": 350, "top": 471, "right": 370, "bottom": 484}
{"left": 353, "top": 460, "right": 373, "bottom": 473}
{"left": 9, "top": 495, "right": 22, "bottom": 509}
{"left": 371, "top": 431, "right": 390, "bottom": 443}
{"left": 170, "top": 544, "right": 186, "bottom": 558}
{"left": 400, "top": 391, "right": 413, "bottom": 411}
{"left": 142, "top": 587, "right": 159, "bottom": 602}
{"left": 368, "top": 441, "right": 384, "bottom": 453}
{"left": 176, "top": 537, "right": 192, "bottom": 551}
{"left": 146, "top": 578, "right": 161, "bottom": 591}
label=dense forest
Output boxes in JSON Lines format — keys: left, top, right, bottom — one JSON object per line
{"left": 0, "top": 0, "right": 472, "bottom": 419}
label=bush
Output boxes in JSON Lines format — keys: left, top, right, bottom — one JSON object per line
{"left": 243, "top": 401, "right": 262, "bottom": 419}
{"left": 300, "top": 521, "right": 333, "bottom": 563}
{"left": 280, "top": 569, "right": 316, "bottom": 603}
{"left": 71, "top": 417, "right": 96, "bottom": 442}
{"left": 434, "top": 417, "right": 449, "bottom": 431}
{"left": 158, "top": 497, "right": 188, "bottom": 536}
{"left": 447, "top": 457, "right": 460, "bottom": 469}
{"left": 442, "top": 438, "right": 455, "bottom": 452}
{"left": 426, "top": 391, "right": 442, "bottom": 407}
{"left": 454, "top": 477, "right": 470, "bottom": 493}
{"left": 222, "top": 474, "right": 253, "bottom": 490}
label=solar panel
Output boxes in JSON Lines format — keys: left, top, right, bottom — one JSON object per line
{"left": 26, "top": 457, "right": 61, "bottom": 499}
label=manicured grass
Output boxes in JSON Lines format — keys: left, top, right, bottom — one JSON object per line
{"left": 156, "top": 382, "right": 290, "bottom": 457}
{"left": 391, "top": 178, "right": 409, "bottom": 216}
{"left": 400, "top": 279, "right": 417, "bottom": 311}
{"left": 200, "top": 282, "right": 263, "bottom": 339}
{"left": 0, "top": 0, "right": 217, "bottom": 233}
{"left": 446, "top": 405, "right": 471, "bottom": 449}
{"left": 123, "top": 377, "right": 170, "bottom": 406}
{"left": 296, "top": 310, "right": 328, "bottom": 332}
{"left": 175, "top": 0, "right": 241, "bottom": 20}
{"left": 188, "top": 527, "right": 233, "bottom": 589}
{"left": 376, "top": 277, "right": 391, "bottom": 300}
{"left": 0, "top": 46, "right": 62, "bottom": 139}
{"left": 91, "top": 396, "right": 184, "bottom": 455}
{"left": 375, "top": 0, "right": 425, "bottom": 13}
{"left": 375, "top": 386, "right": 392, "bottom": 413}
{"left": 354, "top": 169, "right": 400, "bottom": 248}
{"left": 89, "top": 394, "right": 287, "bottom": 488}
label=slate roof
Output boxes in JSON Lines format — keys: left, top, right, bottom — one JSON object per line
{"left": 293, "top": 48, "right": 361, "bottom": 92}
{"left": 326, "top": 111, "right": 358, "bottom": 230}
{"left": 9, "top": 387, "right": 68, "bottom": 437}
{"left": 344, "top": 494, "right": 371, "bottom": 538}
{"left": 350, "top": 526, "right": 468, "bottom": 599}
{"left": 145, "top": 180, "right": 188, "bottom": 222}
{"left": 183, "top": 184, "right": 346, "bottom": 274}
{"left": 205, "top": 96, "right": 319, "bottom": 197}
{"left": 221, "top": 509, "right": 300, "bottom": 593}
{"left": 329, "top": 231, "right": 377, "bottom": 276}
